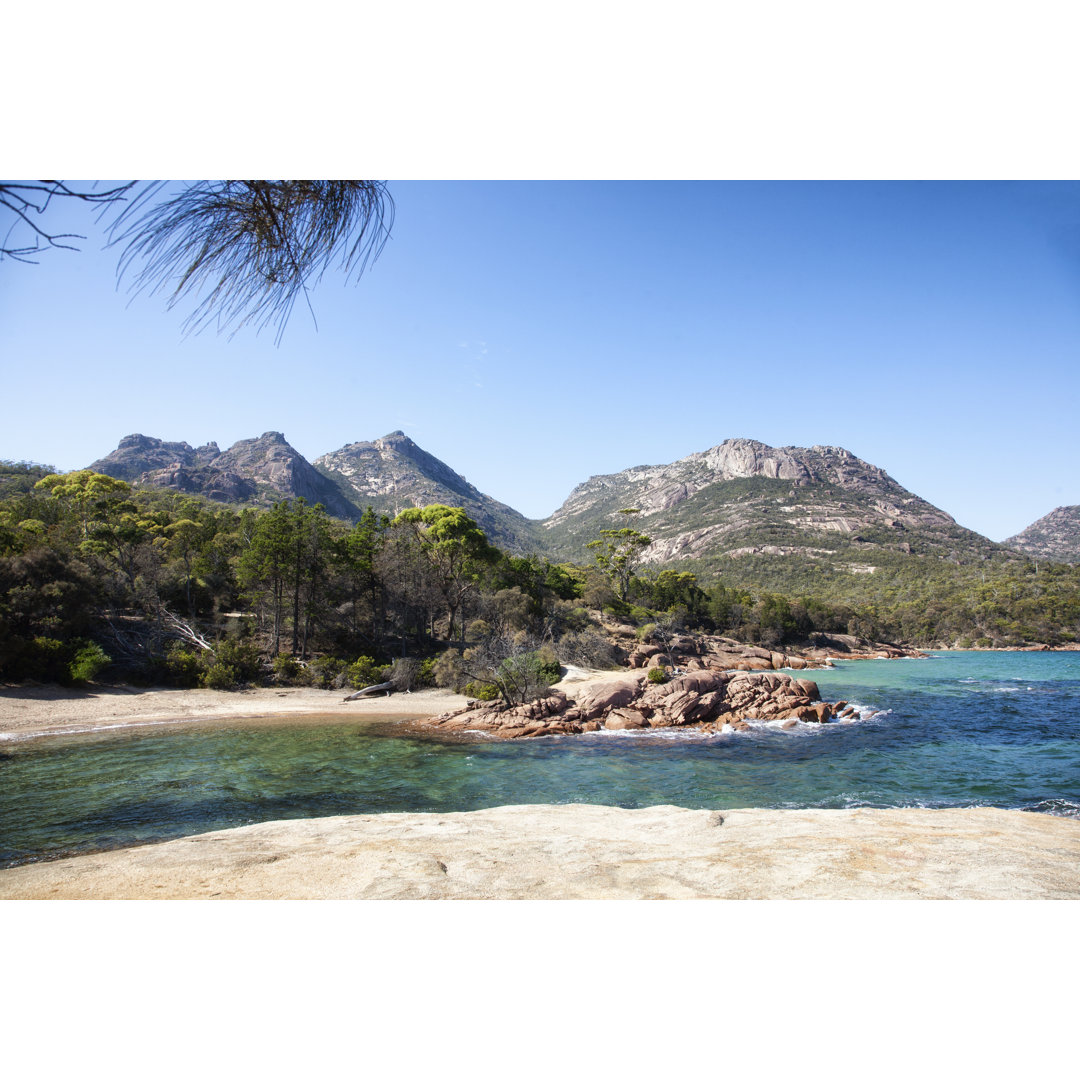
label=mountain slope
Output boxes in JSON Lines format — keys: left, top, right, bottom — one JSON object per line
{"left": 314, "top": 431, "right": 538, "bottom": 551}
{"left": 541, "top": 438, "right": 969, "bottom": 565}
{"left": 89, "top": 432, "right": 358, "bottom": 520}
{"left": 1004, "top": 506, "right": 1080, "bottom": 564}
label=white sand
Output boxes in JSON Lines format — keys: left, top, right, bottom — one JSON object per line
{"left": 0, "top": 682, "right": 471, "bottom": 742}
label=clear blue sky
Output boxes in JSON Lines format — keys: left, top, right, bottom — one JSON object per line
{"left": 3, "top": 180, "right": 1080, "bottom": 541}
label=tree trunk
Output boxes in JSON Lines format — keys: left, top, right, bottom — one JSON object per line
{"left": 342, "top": 681, "right": 394, "bottom": 700}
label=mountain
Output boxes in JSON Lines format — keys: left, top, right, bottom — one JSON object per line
{"left": 89, "top": 432, "right": 358, "bottom": 521}
{"left": 314, "top": 431, "right": 537, "bottom": 551}
{"left": 540, "top": 437, "right": 999, "bottom": 574}
{"left": 87, "top": 431, "right": 1019, "bottom": 586}
{"left": 87, "top": 431, "right": 538, "bottom": 550}
{"left": 1004, "top": 506, "right": 1080, "bottom": 564}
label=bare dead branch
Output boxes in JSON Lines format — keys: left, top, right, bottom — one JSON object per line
{"left": 0, "top": 181, "right": 136, "bottom": 263}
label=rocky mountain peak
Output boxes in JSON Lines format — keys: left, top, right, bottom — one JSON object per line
{"left": 313, "top": 432, "right": 535, "bottom": 550}
{"left": 1004, "top": 506, "right": 1080, "bottom": 564}
{"left": 541, "top": 436, "right": 959, "bottom": 568}
{"left": 89, "top": 431, "right": 356, "bottom": 520}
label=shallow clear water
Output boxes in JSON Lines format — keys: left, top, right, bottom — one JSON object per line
{"left": 2, "top": 650, "right": 1079, "bottom": 867}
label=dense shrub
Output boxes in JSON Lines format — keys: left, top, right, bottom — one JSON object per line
{"left": 161, "top": 645, "right": 202, "bottom": 687}
{"left": 556, "top": 629, "right": 621, "bottom": 669}
{"left": 432, "top": 648, "right": 466, "bottom": 691}
{"left": 418, "top": 657, "right": 437, "bottom": 686}
{"left": 305, "top": 655, "right": 345, "bottom": 688}
{"left": 465, "top": 680, "right": 500, "bottom": 701}
{"left": 201, "top": 662, "right": 239, "bottom": 690}
{"left": 273, "top": 654, "right": 302, "bottom": 682}
{"left": 647, "top": 665, "right": 667, "bottom": 684}
{"left": 348, "top": 655, "right": 389, "bottom": 689}
{"left": 535, "top": 643, "right": 562, "bottom": 683}
{"left": 213, "top": 638, "right": 263, "bottom": 683}
{"left": 67, "top": 641, "right": 111, "bottom": 685}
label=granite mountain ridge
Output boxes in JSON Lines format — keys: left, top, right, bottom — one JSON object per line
{"left": 87, "top": 431, "right": 1045, "bottom": 575}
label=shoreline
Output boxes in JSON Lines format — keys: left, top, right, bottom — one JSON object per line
{"left": 0, "top": 683, "right": 473, "bottom": 743}
{"left": 2, "top": 804, "right": 1078, "bottom": 899}
{"left": 0, "top": 666, "right": 642, "bottom": 743}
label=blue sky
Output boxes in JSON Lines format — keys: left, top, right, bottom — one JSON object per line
{"left": 3, "top": 180, "right": 1079, "bottom": 541}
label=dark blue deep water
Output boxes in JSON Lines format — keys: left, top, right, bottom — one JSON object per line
{"left": 2, "top": 651, "right": 1079, "bottom": 867}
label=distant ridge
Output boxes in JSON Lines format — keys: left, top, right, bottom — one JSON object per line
{"left": 89, "top": 432, "right": 358, "bottom": 521}
{"left": 1004, "top": 506, "right": 1080, "bottom": 564}
{"left": 85, "top": 431, "right": 1023, "bottom": 579}
{"left": 88, "top": 430, "right": 538, "bottom": 550}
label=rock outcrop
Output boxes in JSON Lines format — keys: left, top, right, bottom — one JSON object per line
{"left": 623, "top": 630, "right": 923, "bottom": 674}
{"left": 421, "top": 667, "right": 861, "bottom": 739}
{"left": 5, "top": 805, "right": 1078, "bottom": 900}
{"left": 90, "top": 432, "right": 357, "bottom": 520}
{"left": 314, "top": 431, "right": 537, "bottom": 551}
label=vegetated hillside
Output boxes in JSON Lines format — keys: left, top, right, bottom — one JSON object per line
{"left": 314, "top": 431, "right": 539, "bottom": 552}
{"left": 90, "top": 433, "right": 360, "bottom": 522}
{"left": 1004, "top": 506, "right": 1080, "bottom": 565}
{"left": 537, "top": 437, "right": 1080, "bottom": 646}
{"left": 543, "top": 438, "right": 965, "bottom": 563}
{"left": 58, "top": 430, "right": 1080, "bottom": 647}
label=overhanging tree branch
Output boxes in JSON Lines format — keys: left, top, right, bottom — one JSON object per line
{"left": 108, "top": 180, "right": 395, "bottom": 343}
{"left": 0, "top": 181, "right": 136, "bottom": 263}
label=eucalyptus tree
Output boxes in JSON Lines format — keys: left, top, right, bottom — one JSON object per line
{"left": 587, "top": 508, "right": 653, "bottom": 602}
{"left": 34, "top": 470, "right": 132, "bottom": 541}
{"left": 392, "top": 505, "right": 500, "bottom": 645}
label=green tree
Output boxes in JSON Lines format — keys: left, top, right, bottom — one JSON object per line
{"left": 238, "top": 501, "right": 294, "bottom": 654}
{"left": 34, "top": 470, "right": 132, "bottom": 539}
{"left": 587, "top": 509, "right": 652, "bottom": 602}
{"left": 393, "top": 505, "right": 499, "bottom": 644}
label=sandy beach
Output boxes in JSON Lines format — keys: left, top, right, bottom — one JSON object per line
{"left": 0, "top": 681, "right": 474, "bottom": 742}
{"left": 0, "top": 666, "right": 635, "bottom": 742}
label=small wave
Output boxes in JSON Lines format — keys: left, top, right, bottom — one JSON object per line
{"left": 1020, "top": 799, "right": 1080, "bottom": 819}
{"left": 586, "top": 727, "right": 726, "bottom": 742}
{"left": 0, "top": 718, "right": 196, "bottom": 743}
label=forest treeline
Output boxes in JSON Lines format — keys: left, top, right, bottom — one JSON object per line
{"left": 2, "top": 462, "right": 1078, "bottom": 695}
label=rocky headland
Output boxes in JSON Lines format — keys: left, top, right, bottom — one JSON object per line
{"left": 418, "top": 631, "right": 924, "bottom": 740}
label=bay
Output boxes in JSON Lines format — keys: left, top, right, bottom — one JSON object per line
{"left": 2, "top": 650, "right": 1078, "bottom": 868}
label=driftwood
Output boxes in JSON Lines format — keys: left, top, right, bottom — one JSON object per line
{"left": 343, "top": 681, "right": 395, "bottom": 701}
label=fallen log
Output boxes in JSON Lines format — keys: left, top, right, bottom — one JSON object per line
{"left": 343, "top": 681, "right": 395, "bottom": 701}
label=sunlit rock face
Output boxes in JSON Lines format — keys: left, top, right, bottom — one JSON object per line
{"left": 1005, "top": 506, "right": 1080, "bottom": 564}
{"left": 90, "top": 431, "right": 357, "bottom": 520}
{"left": 540, "top": 437, "right": 967, "bottom": 569}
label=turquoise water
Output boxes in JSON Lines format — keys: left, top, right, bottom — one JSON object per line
{"left": 2, "top": 650, "right": 1079, "bottom": 867}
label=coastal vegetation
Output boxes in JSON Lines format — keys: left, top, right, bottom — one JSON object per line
{"left": 2, "top": 460, "right": 1079, "bottom": 693}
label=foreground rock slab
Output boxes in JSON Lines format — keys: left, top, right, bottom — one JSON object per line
{"left": 2, "top": 806, "right": 1077, "bottom": 900}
